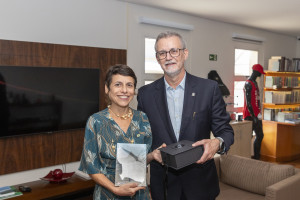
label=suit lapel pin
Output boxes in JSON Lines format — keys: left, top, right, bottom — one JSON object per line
{"left": 192, "top": 93, "right": 196, "bottom": 96}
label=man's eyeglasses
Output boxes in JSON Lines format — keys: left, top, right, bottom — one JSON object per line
{"left": 156, "top": 48, "right": 185, "bottom": 60}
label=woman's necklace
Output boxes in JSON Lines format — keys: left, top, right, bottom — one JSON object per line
{"left": 108, "top": 105, "right": 134, "bottom": 144}
{"left": 107, "top": 105, "right": 133, "bottom": 120}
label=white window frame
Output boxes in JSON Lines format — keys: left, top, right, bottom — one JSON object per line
{"left": 232, "top": 41, "right": 264, "bottom": 113}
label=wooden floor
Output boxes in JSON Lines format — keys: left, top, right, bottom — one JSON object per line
{"left": 259, "top": 156, "right": 300, "bottom": 169}
{"left": 275, "top": 158, "right": 300, "bottom": 169}
{"left": 250, "top": 136, "right": 300, "bottom": 169}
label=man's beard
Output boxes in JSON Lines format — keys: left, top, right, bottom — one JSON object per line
{"left": 163, "top": 62, "right": 183, "bottom": 78}
{"left": 164, "top": 68, "right": 181, "bottom": 78}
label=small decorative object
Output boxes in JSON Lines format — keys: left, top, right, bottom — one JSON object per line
{"left": 115, "top": 143, "right": 147, "bottom": 186}
{"left": 18, "top": 185, "right": 31, "bottom": 192}
{"left": 52, "top": 169, "right": 63, "bottom": 180}
{"left": 41, "top": 170, "right": 75, "bottom": 183}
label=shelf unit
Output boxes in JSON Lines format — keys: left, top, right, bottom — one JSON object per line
{"left": 12, "top": 175, "right": 94, "bottom": 200}
{"left": 261, "top": 71, "right": 300, "bottom": 162}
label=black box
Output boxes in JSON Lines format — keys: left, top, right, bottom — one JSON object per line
{"left": 160, "top": 140, "right": 204, "bottom": 170}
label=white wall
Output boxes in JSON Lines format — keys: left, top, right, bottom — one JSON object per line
{"left": 0, "top": 0, "right": 298, "bottom": 186}
{"left": 0, "top": 162, "right": 80, "bottom": 187}
{"left": 126, "top": 3, "right": 297, "bottom": 107}
{"left": 0, "top": 0, "right": 127, "bottom": 49}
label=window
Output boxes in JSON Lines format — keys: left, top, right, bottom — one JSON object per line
{"left": 144, "top": 80, "right": 154, "bottom": 85}
{"left": 235, "top": 49, "right": 258, "bottom": 76}
{"left": 145, "top": 38, "right": 163, "bottom": 74}
{"left": 233, "top": 48, "right": 259, "bottom": 112}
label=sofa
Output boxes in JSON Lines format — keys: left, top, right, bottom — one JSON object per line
{"left": 214, "top": 155, "right": 300, "bottom": 200}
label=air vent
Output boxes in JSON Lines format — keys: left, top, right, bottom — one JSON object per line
{"left": 139, "top": 17, "right": 194, "bottom": 31}
{"left": 232, "top": 33, "right": 264, "bottom": 44}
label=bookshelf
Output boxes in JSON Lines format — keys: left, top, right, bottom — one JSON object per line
{"left": 262, "top": 71, "right": 300, "bottom": 122}
{"left": 261, "top": 69, "right": 300, "bottom": 162}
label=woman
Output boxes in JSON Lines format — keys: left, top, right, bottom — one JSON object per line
{"left": 79, "top": 64, "right": 164, "bottom": 199}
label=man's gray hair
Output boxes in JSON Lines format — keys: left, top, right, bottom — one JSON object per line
{"left": 155, "top": 31, "right": 187, "bottom": 51}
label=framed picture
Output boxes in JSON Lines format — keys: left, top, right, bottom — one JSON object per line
{"left": 115, "top": 143, "right": 147, "bottom": 186}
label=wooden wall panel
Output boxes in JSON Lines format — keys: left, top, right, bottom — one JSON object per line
{"left": 0, "top": 39, "right": 126, "bottom": 174}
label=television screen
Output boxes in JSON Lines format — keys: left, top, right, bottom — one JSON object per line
{"left": 0, "top": 66, "right": 100, "bottom": 138}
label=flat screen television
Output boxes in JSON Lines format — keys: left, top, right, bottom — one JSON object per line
{"left": 0, "top": 66, "right": 100, "bottom": 138}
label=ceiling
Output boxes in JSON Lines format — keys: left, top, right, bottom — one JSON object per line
{"left": 119, "top": 0, "right": 300, "bottom": 38}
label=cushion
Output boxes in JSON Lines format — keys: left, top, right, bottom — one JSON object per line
{"left": 217, "top": 182, "right": 264, "bottom": 200}
{"left": 219, "top": 155, "right": 295, "bottom": 195}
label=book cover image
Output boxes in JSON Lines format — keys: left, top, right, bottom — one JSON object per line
{"left": 115, "top": 143, "right": 147, "bottom": 187}
{"left": 0, "top": 186, "right": 22, "bottom": 200}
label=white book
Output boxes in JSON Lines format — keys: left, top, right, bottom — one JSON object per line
{"left": 264, "top": 91, "right": 273, "bottom": 103}
{"left": 0, "top": 192, "right": 15, "bottom": 198}
{"left": 265, "top": 76, "right": 273, "bottom": 88}
{"left": 271, "top": 56, "right": 284, "bottom": 59}
{"left": 268, "top": 59, "right": 280, "bottom": 71}
{"left": 0, "top": 186, "right": 22, "bottom": 199}
{"left": 263, "top": 109, "right": 272, "bottom": 120}
{"left": 277, "top": 112, "right": 287, "bottom": 122}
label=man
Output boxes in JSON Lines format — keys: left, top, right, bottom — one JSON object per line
{"left": 243, "top": 64, "right": 265, "bottom": 160}
{"left": 137, "top": 31, "right": 234, "bottom": 200}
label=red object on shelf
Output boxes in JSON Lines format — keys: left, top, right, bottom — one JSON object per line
{"left": 41, "top": 171, "right": 75, "bottom": 183}
{"left": 52, "top": 169, "right": 63, "bottom": 179}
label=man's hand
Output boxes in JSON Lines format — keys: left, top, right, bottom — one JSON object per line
{"left": 192, "top": 139, "right": 220, "bottom": 164}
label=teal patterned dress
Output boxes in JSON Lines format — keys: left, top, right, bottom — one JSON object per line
{"left": 78, "top": 108, "right": 152, "bottom": 200}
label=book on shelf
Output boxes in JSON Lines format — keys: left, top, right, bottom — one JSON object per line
{"left": 264, "top": 90, "right": 300, "bottom": 104}
{"left": 283, "top": 58, "right": 292, "bottom": 72}
{"left": 265, "top": 76, "right": 275, "bottom": 88}
{"left": 284, "top": 119, "right": 300, "bottom": 124}
{"left": 277, "top": 112, "right": 292, "bottom": 123}
{"left": 263, "top": 108, "right": 279, "bottom": 121}
{"left": 277, "top": 111, "right": 300, "bottom": 123}
{"left": 292, "top": 58, "right": 300, "bottom": 72}
{"left": 267, "top": 56, "right": 300, "bottom": 72}
{"left": 271, "top": 56, "right": 284, "bottom": 59}
{"left": 264, "top": 91, "right": 274, "bottom": 103}
{"left": 264, "top": 109, "right": 273, "bottom": 121}
{"left": 0, "top": 186, "right": 22, "bottom": 200}
{"left": 268, "top": 58, "right": 280, "bottom": 71}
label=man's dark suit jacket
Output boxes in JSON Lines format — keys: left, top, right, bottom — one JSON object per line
{"left": 137, "top": 72, "right": 234, "bottom": 200}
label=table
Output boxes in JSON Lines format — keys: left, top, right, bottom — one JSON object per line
{"left": 12, "top": 174, "right": 95, "bottom": 200}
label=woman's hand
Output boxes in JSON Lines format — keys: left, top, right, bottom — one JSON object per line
{"left": 90, "top": 173, "right": 145, "bottom": 197}
{"left": 147, "top": 143, "right": 166, "bottom": 164}
{"left": 113, "top": 182, "right": 145, "bottom": 197}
